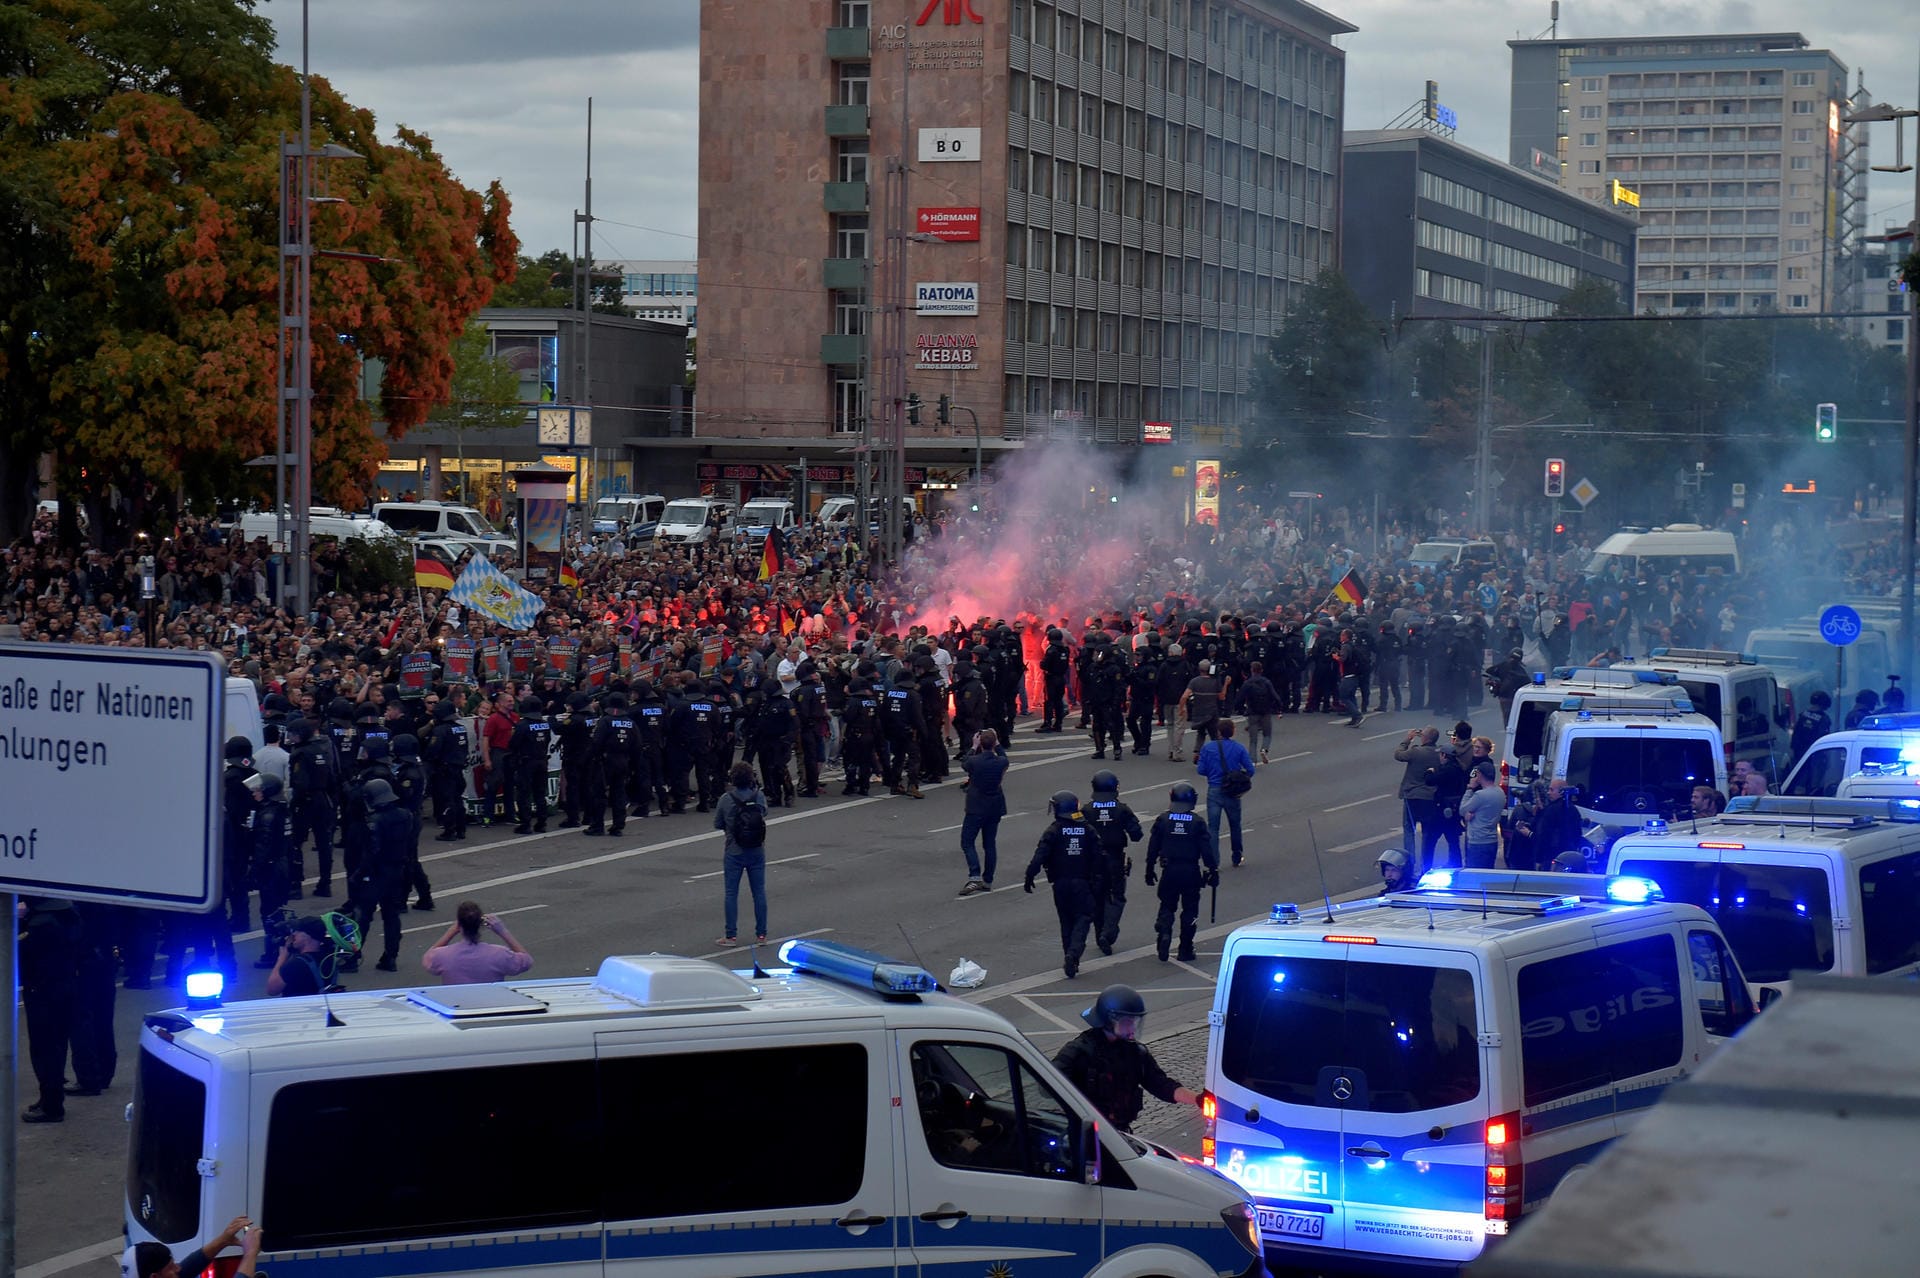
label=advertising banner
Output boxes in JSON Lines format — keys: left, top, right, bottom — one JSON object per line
{"left": 1194, "top": 459, "right": 1221, "bottom": 529}
{"left": 916, "top": 333, "right": 978, "bottom": 369}
{"left": 916, "top": 282, "right": 980, "bottom": 315}
{"left": 916, "top": 206, "right": 981, "bottom": 241}
{"left": 521, "top": 495, "right": 566, "bottom": 553}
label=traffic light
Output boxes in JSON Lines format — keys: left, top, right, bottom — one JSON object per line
{"left": 937, "top": 393, "right": 952, "bottom": 427}
{"left": 1553, "top": 522, "right": 1567, "bottom": 535}
{"left": 906, "top": 392, "right": 922, "bottom": 426}
{"left": 1814, "top": 402, "right": 1838, "bottom": 443}
{"left": 1544, "top": 457, "right": 1566, "bottom": 497}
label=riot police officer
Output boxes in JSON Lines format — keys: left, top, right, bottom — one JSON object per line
{"left": 348, "top": 778, "right": 412, "bottom": 972}
{"left": 1039, "top": 628, "right": 1072, "bottom": 732}
{"left": 1085, "top": 771, "right": 1144, "bottom": 956}
{"left": 631, "top": 679, "right": 670, "bottom": 817}
{"left": 949, "top": 658, "right": 989, "bottom": 760}
{"left": 1052, "top": 984, "right": 1201, "bottom": 1133}
{"left": 1085, "top": 641, "right": 1127, "bottom": 761}
{"left": 1144, "top": 783, "right": 1216, "bottom": 962}
{"left": 1126, "top": 638, "right": 1162, "bottom": 756}
{"left": 423, "top": 700, "right": 470, "bottom": 842}
{"left": 221, "top": 736, "right": 256, "bottom": 932}
{"left": 589, "top": 692, "right": 639, "bottom": 835}
{"left": 391, "top": 734, "right": 432, "bottom": 911}
{"left": 508, "top": 696, "right": 553, "bottom": 834}
{"left": 751, "top": 678, "right": 799, "bottom": 806}
{"left": 881, "top": 668, "right": 925, "bottom": 799}
{"left": 286, "top": 717, "right": 338, "bottom": 895}
{"left": 555, "top": 691, "right": 595, "bottom": 828}
{"left": 840, "top": 667, "right": 880, "bottom": 796}
{"left": 1024, "top": 791, "right": 1107, "bottom": 979}
{"left": 248, "top": 775, "right": 295, "bottom": 967}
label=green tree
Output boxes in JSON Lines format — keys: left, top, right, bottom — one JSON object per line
{"left": 429, "top": 321, "right": 526, "bottom": 496}
{"left": 490, "top": 248, "right": 571, "bottom": 308}
{"left": 0, "top": 0, "right": 518, "bottom": 544}
{"left": 1247, "top": 269, "right": 1384, "bottom": 477}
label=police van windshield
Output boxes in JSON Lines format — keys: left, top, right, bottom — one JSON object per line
{"left": 1615, "top": 858, "right": 1835, "bottom": 984}
{"left": 661, "top": 501, "right": 708, "bottom": 525}
{"left": 593, "top": 498, "right": 632, "bottom": 521}
{"left": 740, "top": 502, "right": 787, "bottom": 524}
{"left": 1564, "top": 736, "right": 1716, "bottom": 818}
{"left": 1220, "top": 955, "right": 1479, "bottom": 1113}
{"left": 1409, "top": 544, "right": 1457, "bottom": 565}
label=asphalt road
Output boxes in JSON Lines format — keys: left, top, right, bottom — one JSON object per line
{"left": 18, "top": 697, "right": 1493, "bottom": 1277}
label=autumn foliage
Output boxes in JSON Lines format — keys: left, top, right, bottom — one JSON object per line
{"left": 0, "top": 0, "right": 519, "bottom": 540}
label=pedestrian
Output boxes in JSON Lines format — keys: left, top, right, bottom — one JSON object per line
{"left": 713, "top": 762, "right": 770, "bottom": 946}
{"left": 1394, "top": 726, "right": 1444, "bottom": 870}
{"left": 265, "top": 916, "right": 337, "bottom": 997}
{"left": 1143, "top": 782, "right": 1215, "bottom": 962}
{"left": 1532, "top": 778, "right": 1586, "bottom": 868}
{"left": 1429, "top": 734, "right": 1469, "bottom": 871}
{"left": 122, "top": 1216, "right": 264, "bottom": 1278}
{"left": 1238, "top": 659, "right": 1280, "bottom": 763}
{"left": 479, "top": 687, "right": 519, "bottom": 827}
{"left": 1086, "top": 769, "right": 1144, "bottom": 955}
{"left": 421, "top": 901, "right": 534, "bottom": 983}
{"left": 1024, "top": 790, "right": 1106, "bottom": 979}
{"left": 68, "top": 902, "right": 119, "bottom": 1096}
{"left": 1052, "top": 984, "right": 1203, "bottom": 1133}
{"left": 1178, "top": 659, "right": 1223, "bottom": 751}
{"left": 1460, "top": 760, "right": 1505, "bottom": 868}
{"left": 20, "top": 897, "right": 82, "bottom": 1123}
{"left": 957, "top": 729, "right": 1009, "bottom": 895}
{"left": 1195, "top": 718, "right": 1254, "bottom": 868}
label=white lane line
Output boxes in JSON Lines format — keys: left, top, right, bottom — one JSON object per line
{"left": 931, "top": 811, "right": 1029, "bottom": 835}
{"left": 1363, "top": 728, "right": 1409, "bottom": 741}
{"left": 401, "top": 903, "right": 546, "bottom": 937}
{"left": 691, "top": 926, "right": 832, "bottom": 961}
{"left": 1170, "top": 958, "right": 1215, "bottom": 982}
{"left": 1328, "top": 828, "right": 1403, "bottom": 855}
{"left": 17, "top": 1241, "right": 122, "bottom": 1278}
{"left": 1119, "top": 782, "right": 1166, "bottom": 797}
{"left": 684, "top": 853, "right": 819, "bottom": 882}
{"left": 1016, "top": 994, "right": 1085, "bottom": 1033}
{"left": 1272, "top": 750, "right": 1313, "bottom": 763}
{"left": 1323, "top": 792, "right": 1392, "bottom": 813}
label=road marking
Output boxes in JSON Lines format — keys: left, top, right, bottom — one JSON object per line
{"left": 691, "top": 926, "right": 832, "bottom": 961}
{"left": 1119, "top": 782, "right": 1166, "bottom": 797}
{"left": 1363, "top": 728, "right": 1408, "bottom": 741}
{"left": 18, "top": 1241, "right": 122, "bottom": 1278}
{"left": 1170, "top": 958, "right": 1214, "bottom": 982}
{"left": 1016, "top": 993, "right": 1084, "bottom": 1033}
{"left": 401, "top": 903, "right": 546, "bottom": 937}
{"left": 1272, "top": 750, "right": 1313, "bottom": 763}
{"left": 1323, "top": 792, "right": 1392, "bottom": 813}
{"left": 1325, "top": 827, "right": 1404, "bottom": 855}
{"left": 931, "top": 811, "right": 1028, "bottom": 835}
{"left": 684, "top": 853, "right": 819, "bottom": 882}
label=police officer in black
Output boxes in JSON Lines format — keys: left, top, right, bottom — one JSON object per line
{"left": 1039, "top": 628, "right": 1072, "bottom": 732}
{"left": 391, "top": 734, "right": 432, "bottom": 910}
{"left": 751, "top": 678, "right": 799, "bottom": 806}
{"left": 1144, "top": 782, "right": 1217, "bottom": 962}
{"left": 1024, "top": 791, "right": 1107, "bottom": 979}
{"left": 423, "top": 701, "right": 470, "bottom": 842}
{"left": 794, "top": 663, "right": 829, "bottom": 797}
{"left": 1126, "top": 638, "right": 1162, "bottom": 756}
{"left": 1277, "top": 622, "right": 1307, "bottom": 714}
{"left": 508, "top": 695, "right": 552, "bottom": 833}
{"left": 340, "top": 736, "right": 389, "bottom": 883}
{"left": 1374, "top": 619, "right": 1404, "bottom": 713}
{"left": 1052, "top": 984, "right": 1202, "bottom": 1134}
{"left": 950, "top": 658, "right": 989, "bottom": 758}
{"left": 631, "top": 679, "right": 670, "bottom": 817}
{"left": 287, "top": 717, "right": 338, "bottom": 895}
{"left": 589, "top": 691, "right": 639, "bottom": 835}
{"left": 348, "top": 778, "right": 411, "bottom": 972}
{"left": 555, "top": 692, "right": 595, "bottom": 828}
{"left": 249, "top": 775, "right": 295, "bottom": 968}
{"left": 1404, "top": 619, "right": 1429, "bottom": 710}
{"left": 840, "top": 666, "right": 880, "bottom": 796}
{"left": 881, "top": 668, "right": 925, "bottom": 799}
{"left": 674, "top": 682, "right": 721, "bottom": 812}
{"left": 989, "top": 624, "right": 1024, "bottom": 742}
{"left": 1086, "top": 640, "right": 1127, "bottom": 761}
{"left": 1085, "top": 771, "right": 1144, "bottom": 956}
{"left": 221, "top": 736, "right": 256, "bottom": 931}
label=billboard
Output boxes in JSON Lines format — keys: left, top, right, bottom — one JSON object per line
{"left": 917, "top": 207, "right": 981, "bottom": 241}
{"left": 916, "top": 333, "right": 978, "bottom": 369}
{"left": 1193, "top": 459, "right": 1221, "bottom": 528}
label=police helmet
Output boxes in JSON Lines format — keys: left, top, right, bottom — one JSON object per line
{"left": 519, "top": 696, "right": 543, "bottom": 715}
{"left": 1050, "top": 790, "right": 1081, "bottom": 820}
{"left": 1377, "top": 848, "right": 1412, "bottom": 874}
{"left": 605, "top": 692, "right": 628, "bottom": 710}
{"left": 568, "top": 692, "right": 591, "bottom": 711}
{"left": 432, "top": 700, "right": 456, "bottom": 720}
{"left": 359, "top": 738, "right": 390, "bottom": 762}
{"left": 1046, "top": 627, "right": 1062, "bottom": 642}
{"left": 1090, "top": 770, "right": 1119, "bottom": 795}
{"left": 392, "top": 733, "right": 420, "bottom": 759}
{"left": 257, "top": 774, "right": 285, "bottom": 802}
{"left": 708, "top": 679, "right": 729, "bottom": 696}
{"left": 631, "top": 679, "right": 652, "bottom": 699}
{"left": 328, "top": 697, "right": 354, "bottom": 721}
{"left": 1082, "top": 983, "right": 1148, "bottom": 1029}
{"left": 1168, "top": 782, "right": 1197, "bottom": 811}
{"left": 223, "top": 735, "right": 252, "bottom": 762}
{"left": 1810, "top": 690, "right": 1831, "bottom": 710}
{"left": 893, "top": 667, "right": 915, "bottom": 686}
{"left": 361, "top": 778, "right": 398, "bottom": 808}
{"left": 1552, "top": 850, "right": 1589, "bottom": 873}
{"left": 286, "top": 718, "right": 315, "bottom": 743}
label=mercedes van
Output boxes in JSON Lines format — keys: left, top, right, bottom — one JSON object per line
{"left": 1746, "top": 625, "right": 1891, "bottom": 707}
{"left": 1609, "top": 796, "right": 1920, "bottom": 999}
{"left": 655, "top": 497, "right": 733, "bottom": 545}
{"left": 735, "top": 497, "right": 797, "bottom": 541}
{"left": 1778, "top": 716, "right": 1920, "bottom": 796}
{"left": 127, "top": 940, "right": 1263, "bottom": 1278}
{"left": 1504, "top": 670, "right": 1694, "bottom": 779}
{"left": 371, "top": 501, "right": 512, "bottom": 551}
{"left": 1539, "top": 700, "right": 1726, "bottom": 828}
{"left": 230, "top": 508, "right": 398, "bottom": 547}
{"left": 589, "top": 493, "right": 665, "bottom": 540}
{"left": 1205, "top": 871, "right": 1753, "bottom": 1271}
{"left": 1610, "top": 649, "right": 1794, "bottom": 778}
{"left": 1585, "top": 525, "right": 1739, "bottom": 578}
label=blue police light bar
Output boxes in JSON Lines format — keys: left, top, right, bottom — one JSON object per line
{"left": 1418, "top": 869, "right": 1455, "bottom": 890}
{"left": 1532, "top": 671, "right": 1547, "bottom": 685}
{"left": 1642, "top": 818, "right": 1670, "bottom": 834}
{"left": 1605, "top": 876, "right": 1663, "bottom": 905}
{"left": 184, "top": 970, "right": 224, "bottom": 1008}
{"left": 777, "top": 938, "right": 939, "bottom": 995}
{"left": 1863, "top": 711, "right": 1920, "bottom": 732}
{"left": 1269, "top": 902, "right": 1302, "bottom": 923}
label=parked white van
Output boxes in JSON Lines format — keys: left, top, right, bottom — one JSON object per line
{"left": 1609, "top": 796, "right": 1920, "bottom": 999}
{"left": 1778, "top": 715, "right": 1920, "bottom": 796}
{"left": 1205, "top": 871, "right": 1753, "bottom": 1271}
{"left": 1610, "top": 649, "right": 1795, "bottom": 778}
{"left": 655, "top": 497, "right": 733, "bottom": 544}
{"left": 1539, "top": 700, "right": 1726, "bottom": 827}
{"left": 230, "top": 508, "right": 398, "bottom": 546}
{"left": 735, "top": 497, "right": 797, "bottom": 540}
{"left": 1504, "top": 669, "right": 1694, "bottom": 778}
{"left": 371, "top": 500, "right": 512, "bottom": 550}
{"left": 1746, "top": 624, "right": 1892, "bottom": 706}
{"left": 589, "top": 493, "right": 665, "bottom": 539}
{"left": 127, "top": 940, "right": 1263, "bottom": 1278}
{"left": 1585, "top": 525, "right": 1739, "bottom": 578}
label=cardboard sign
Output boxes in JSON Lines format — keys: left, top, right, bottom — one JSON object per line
{"left": 546, "top": 635, "right": 581, "bottom": 681}
{"left": 584, "top": 651, "right": 614, "bottom": 690}
{"left": 399, "top": 651, "right": 435, "bottom": 698}
{"left": 509, "top": 636, "right": 539, "bottom": 679}
{"left": 477, "top": 638, "right": 502, "bottom": 682}
{"left": 442, "top": 637, "right": 475, "bottom": 686}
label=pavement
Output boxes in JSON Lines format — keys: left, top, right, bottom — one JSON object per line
{"left": 17, "top": 696, "right": 1497, "bottom": 1276}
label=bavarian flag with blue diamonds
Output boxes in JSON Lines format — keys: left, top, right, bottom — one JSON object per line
{"left": 449, "top": 555, "right": 547, "bottom": 631}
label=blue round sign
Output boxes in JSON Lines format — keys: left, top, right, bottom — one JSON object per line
{"left": 1478, "top": 583, "right": 1499, "bottom": 610}
{"left": 1819, "top": 604, "right": 1862, "bottom": 647}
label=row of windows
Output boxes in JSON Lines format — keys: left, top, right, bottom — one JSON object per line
{"left": 826, "top": 378, "right": 1254, "bottom": 435}
{"left": 1602, "top": 126, "right": 1786, "bottom": 144}
{"left": 1492, "top": 288, "right": 1567, "bottom": 319}
{"left": 1639, "top": 237, "right": 1782, "bottom": 252}
{"left": 1007, "top": 79, "right": 1333, "bottom": 181}
{"left": 1011, "top": 0, "right": 1335, "bottom": 89}
{"left": 1004, "top": 142, "right": 1329, "bottom": 214}
{"left": 1007, "top": 68, "right": 1334, "bottom": 145}
{"left": 1607, "top": 156, "right": 1786, "bottom": 172}
{"left": 1490, "top": 196, "right": 1627, "bottom": 264}
{"left": 621, "top": 273, "right": 696, "bottom": 297}
{"left": 1490, "top": 242, "right": 1580, "bottom": 290}
{"left": 1417, "top": 218, "right": 1485, "bottom": 263}
{"left": 1590, "top": 69, "right": 1816, "bottom": 90}
{"left": 1417, "top": 268, "right": 1482, "bottom": 309}
{"left": 1004, "top": 219, "right": 1330, "bottom": 278}
{"left": 1602, "top": 99, "right": 1788, "bottom": 118}
{"left": 1420, "top": 169, "right": 1483, "bottom": 217}
{"left": 1004, "top": 302, "right": 1267, "bottom": 365}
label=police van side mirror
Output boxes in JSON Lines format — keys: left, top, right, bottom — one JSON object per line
{"left": 1757, "top": 985, "right": 1784, "bottom": 1011}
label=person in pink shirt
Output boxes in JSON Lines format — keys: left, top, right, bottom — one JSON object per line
{"left": 420, "top": 901, "right": 534, "bottom": 984}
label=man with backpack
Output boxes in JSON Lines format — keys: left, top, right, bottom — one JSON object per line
{"left": 713, "top": 763, "right": 771, "bottom": 946}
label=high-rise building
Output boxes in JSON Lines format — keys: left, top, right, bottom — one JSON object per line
{"left": 694, "top": 0, "right": 1355, "bottom": 503}
{"left": 1508, "top": 32, "right": 1870, "bottom": 315}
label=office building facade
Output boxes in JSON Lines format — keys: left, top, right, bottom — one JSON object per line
{"left": 696, "top": 0, "right": 1355, "bottom": 496}
{"left": 1509, "top": 32, "right": 1869, "bottom": 315}
{"left": 1342, "top": 129, "right": 1637, "bottom": 324}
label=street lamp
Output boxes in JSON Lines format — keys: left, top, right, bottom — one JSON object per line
{"left": 1842, "top": 93, "right": 1919, "bottom": 685}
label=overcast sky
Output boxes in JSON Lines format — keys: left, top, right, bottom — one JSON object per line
{"left": 257, "top": 0, "right": 1917, "bottom": 265}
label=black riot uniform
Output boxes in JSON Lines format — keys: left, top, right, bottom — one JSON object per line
{"left": 840, "top": 671, "right": 880, "bottom": 796}
{"left": 751, "top": 684, "right": 799, "bottom": 806}
{"left": 507, "top": 697, "right": 553, "bottom": 833}
{"left": 1085, "top": 775, "right": 1144, "bottom": 955}
{"left": 1052, "top": 985, "right": 1191, "bottom": 1133}
{"left": 1126, "top": 641, "right": 1162, "bottom": 756}
{"left": 675, "top": 686, "right": 722, "bottom": 811}
{"left": 1404, "top": 621, "right": 1429, "bottom": 709}
{"left": 555, "top": 692, "right": 596, "bottom": 828}
{"left": 391, "top": 733, "right": 432, "bottom": 910}
{"left": 881, "top": 669, "right": 925, "bottom": 798}
{"left": 1024, "top": 792, "right": 1108, "bottom": 979}
{"left": 423, "top": 702, "right": 470, "bottom": 841}
{"left": 348, "top": 778, "right": 413, "bottom": 972}
{"left": 248, "top": 777, "right": 295, "bottom": 967}
{"left": 631, "top": 680, "right": 669, "bottom": 817}
{"left": 589, "top": 694, "right": 639, "bottom": 835}
{"left": 1145, "top": 786, "right": 1217, "bottom": 962}
{"left": 1039, "top": 631, "right": 1072, "bottom": 732}
{"left": 949, "top": 659, "right": 989, "bottom": 757}
{"left": 221, "top": 738, "right": 256, "bottom": 931}
{"left": 989, "top": 626, "right": 1024, "bottom": 742}
{"left": 1085, "top": 641, "right": 1127, "bottom": 760}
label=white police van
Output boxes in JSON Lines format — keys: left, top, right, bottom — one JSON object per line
{"left": 1503, "top": 669, "right": 1694, "bottom": 779}
{"left": 1779, "top": 712, "right": 1920, "bottom": 796}
{"left": 127, "top": 940, "right": 1262, "bottom": 1278}
{"left": 1609, "top": 796, "right": 1920, "bottom": 1000}
{"left": 1538, "top": 698, "right": 1725, "bottom": 830}
{"left": 1204, "top": 871, "right": 1753, "bottom": 1272}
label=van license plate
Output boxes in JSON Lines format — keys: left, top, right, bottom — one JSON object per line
{"left": 1257, "top": 1207, "right": 1324, "bottom": 1239}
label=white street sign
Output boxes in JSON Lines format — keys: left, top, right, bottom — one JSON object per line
{"left": 1570, "top": 477, "right": 1599, "bottom": 508}
{"left": 0, "top": 646, "right": 224, "bottom": 910}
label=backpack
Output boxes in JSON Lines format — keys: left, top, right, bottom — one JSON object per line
{"left": 729, "top": 796, "right": 769, "bottom": 849}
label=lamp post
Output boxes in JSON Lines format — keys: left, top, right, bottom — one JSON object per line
{"left": 1842, "top": 94, "right": 1920, "bottom": 685}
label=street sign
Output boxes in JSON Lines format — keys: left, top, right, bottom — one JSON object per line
{"left": 1820, "top": 604, "right": 1863, "bottom": 647}
{"left": 1570, "top": 477, "right": 1599, "bottom": 508}
{"left": 0, "top": 646, "right": 224, "bottom": 909}
{"left": 1731, "top": 481, "right": 1747, "bottom": 509}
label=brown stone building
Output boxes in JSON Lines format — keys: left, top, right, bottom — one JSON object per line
{"left": 688, "top": 0, "right": 1355, "bottom": 504}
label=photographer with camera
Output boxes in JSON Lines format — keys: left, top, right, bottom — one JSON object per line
{"left": 265, "top": 917, "right": 337, "bottom": 998}
{"left": 123, "top": 1216, "right": 263, "bottom": 1278}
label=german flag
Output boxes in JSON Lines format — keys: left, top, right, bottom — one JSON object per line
{"left": 414, "top": 555, "right": 455, "bottom": 592}
{"left": 1332, "top": 568, "right": 1366, "bottom": 607}
{"left": 559, "top": 562, "right": 579, "bottom": 588}
{"left": 758, "top": 527, "right": 787, "bottom": 583}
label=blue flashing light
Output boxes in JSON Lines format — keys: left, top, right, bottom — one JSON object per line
{"left": 1532, "top": 671, "right": 1546, "bottom": 685}
{"left": 1633, "top": 670, "right": 1673, "bottom": 684}
{"left": 1270, "top": 903, "right": 1302, "bottom": 924}
{"left": 1642, "top": 818, "right": 1669, "bottom": 834}
{"left": 1605, "top": 876, "right": 1663, "bottom": 905}
{"left": 184, "top": 970, "right": 224, "bottom": 1008}
{"left": 1417, "top": 869, "right": 1455, "bottom": 890}
{"left": 1901, "top": 741, "right": 1920, "bottom": 766}
{"left": 777, "top": 938, "right": 938, "bottom": 994}
{"left": 1272, "top": 970, "right": 1289, "bottom": 985}
{"left": 1795, "top": 902, "right": 1809, "bottom": 915}
{"left": 1577, "top": 709, "right": 1594, "bottom": 721}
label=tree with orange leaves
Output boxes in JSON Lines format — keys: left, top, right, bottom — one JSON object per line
{"left": 0, "top": 0, "right": 519, "bottom": 545}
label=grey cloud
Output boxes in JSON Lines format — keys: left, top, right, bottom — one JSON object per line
{"left": 258, "top": 0, "right": 697, "bottom": 73}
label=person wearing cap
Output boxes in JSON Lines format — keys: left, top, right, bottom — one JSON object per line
{"left": 124, "top": 1216, "right": 262, "bottom": 1278}
{"left": 221, "top": 736, "right": 258, "bottom": 932}
{"left": 1485, "top": 647, "right": 1529, "bottom": 727}
{"left": 266, "top": 916, "right": 335, "bottom": 996}
{"left": 248, "top": 774, "right": 296, "bottom": 968}
{"left": 1460, "top": 760, "right": 1506, "bottom": 869}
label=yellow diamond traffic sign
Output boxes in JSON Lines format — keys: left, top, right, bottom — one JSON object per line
{"left": 1570, "top": 477, "right": 1598, "bottom": 508}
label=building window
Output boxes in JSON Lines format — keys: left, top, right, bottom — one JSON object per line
{"left": 836, "top": 138, "right": 869, "bottom": 184}
{"left": 1787, "top": 237, "right": 1811, "bottom": 252}
{"left": 1786, "top": 266, "right": 1808, "bottom": 281}
{"left": 834, "top": 215, "right": 869, "bottom": 259}
{"left": 1580, "top": 132, "right": 1598, "bottom": 146}
{"left": 831, "top": 290, "right": 865, "bottom": 335}
{"left": 1789, "top": 211, "right": 1811, "bottom": 226}
{"left": 833, "top": 377, "right": 864, "bottom": 434}
{"left": 1578, "top": 160, "right": 1602, "bottom": 174}
{"left": 837, "top": 62, "right": 870, "bottom": 106}
{"left": 1788, "top": 294, "right": 1810, "bottom": 309}
{"left": 1791, "top": 128, "right": 1813, "bottom": 142}
{"left": 1580, "top": 105, "right": 1602, "bottom": 119}
{"left": 1792, "top": 71, "right": 1815, "bottom": 86}
{"left": 838, "top": 0, "right": 870, "bottom": 27}
{"left": 1581, "top": 77, "right": 1601, "bottom": 92}
{"left": 1791, "top": 100, "right": 1814, "bottom": 114}
{"left": 1790, "top": 155, "right": 1811, "bottom": 170}
{"left": 1888, "top": 319, "right": 1906, "bottom": 342}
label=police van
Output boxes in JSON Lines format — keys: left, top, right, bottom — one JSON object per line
{"left": 1203, "top": 870, "right": 1753, "bottom": 1271}
{"left": 1608, "top": 796, "right": 1920, "bottom": 1000}
{"left": 1779, "top": 713, "right": 1920, "bottom": 796}
{"left": 1608, "top": 649, "right": 1794, "bottom": 779}
{"left": 127, "top": 940, "right": 1262, "bottom": 1278}
{"left": 1538, "top": 698, "right": 1726, "bottom": 829}
{"left": 1503, "top": 669, "right": 1694, "bottom": 779}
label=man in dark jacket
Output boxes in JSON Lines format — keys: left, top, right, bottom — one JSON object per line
{"left": 957, "top": 729, "right": 1010, "bottom": 894}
